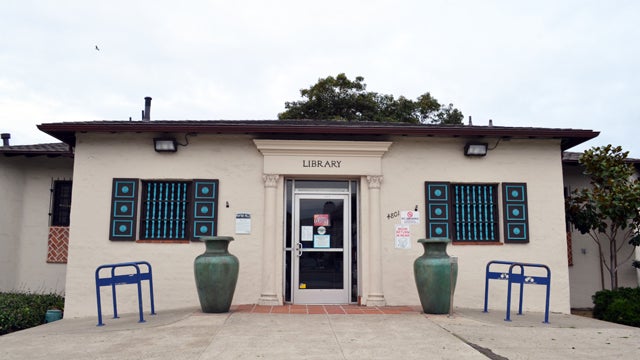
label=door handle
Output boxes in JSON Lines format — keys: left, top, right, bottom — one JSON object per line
{"left": 295, "top": 242, "right": 302, "bottom": 257}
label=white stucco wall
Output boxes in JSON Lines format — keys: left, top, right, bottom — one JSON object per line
{"left": 379, "top": 137, "right": 571, "bottom": 314}
{"left": 64, "top": 132, "right": 572, "bottom": 317}
{"left": 0, "top": 156, "right": 71, "bottom": 294}
{"left": 563, "top": 163, "right": 639, "bottom": 309}
{"left": 64, "top": 133, "right": 266, "bottom": 318}
{"left": 0, "top": 158, "right": 23, "bottom": 291}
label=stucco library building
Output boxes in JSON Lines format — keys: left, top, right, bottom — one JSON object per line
{"left": 3, "top": 116, "right": 610, "bottom": 318}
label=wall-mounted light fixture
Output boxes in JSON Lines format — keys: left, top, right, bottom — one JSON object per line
{"left": 464, "top": 143, "right": 488, "bottom": 157}
{"left": 153, "top": 138, "right": 178, "bottom": 152}
{"left": 153, "top": 133, "right": 197, "bottom": 153}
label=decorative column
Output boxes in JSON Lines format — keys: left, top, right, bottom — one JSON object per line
{"left": 258, "top": 174, "right": 281, "bottom": 305}
{"left": 366, "top": 175, "right": 386, "bottom": 306}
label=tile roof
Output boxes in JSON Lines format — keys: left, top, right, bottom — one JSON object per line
{"left": 0, "top": 142, "right": 72, "bottom": 157}
{"left": 562, "top": 152, "right": 582, "bottom": 162}
{"left": 37, "top": 119, "right": 599, "bottom": 151}
{"left": 563, "top": 151, "right": 640, "bottom": 164}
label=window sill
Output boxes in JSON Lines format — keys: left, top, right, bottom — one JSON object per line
{"left": 136, "top": 240, "right": 191, "bottom": 244}
{"left": 452, "top": 241, "right": 503, "bottom": 246}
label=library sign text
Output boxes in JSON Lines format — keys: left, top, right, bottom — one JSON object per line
{"left": 302, "top": 160, "right": 342, "bottom": 168}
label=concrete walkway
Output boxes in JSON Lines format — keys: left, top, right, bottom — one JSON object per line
{"left": 1, "top": 306, "right": 638, "bottom": 359}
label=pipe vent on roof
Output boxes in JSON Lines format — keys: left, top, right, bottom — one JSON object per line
{"left": 1, "top": 133, "right": 10, "bottom": 147}
{"left": 142, "top": 97, "right": 152, "bottom": 121}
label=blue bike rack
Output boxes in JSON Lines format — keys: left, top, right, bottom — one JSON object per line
{"left": 95, "top": 261, "right": 156, "bottom": 326}
{"left": 483, "top": 260, "right": 551, "bottom": 323}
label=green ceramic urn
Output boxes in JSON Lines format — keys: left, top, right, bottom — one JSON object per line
{"left": 194, "top": 236, "right": 239, "bottom": 313}
{"left": 413, "top": 238, "right": 458, "bottom": 314}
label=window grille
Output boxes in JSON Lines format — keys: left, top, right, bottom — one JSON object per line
{"left": 452, "top": 184, "right": 498, "bottom": 241}
{"left": 140, "top": 181, "right": 190, "bottom": 240}
{"left": 110, "top": 178, "right": 219, "bottom": 241}
{"left": 51, "top": 180, "right": 72, "bottom": 226}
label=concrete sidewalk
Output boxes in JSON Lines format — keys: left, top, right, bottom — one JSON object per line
{"left": 1, "top": 307, "right": 638, "bottom": 359}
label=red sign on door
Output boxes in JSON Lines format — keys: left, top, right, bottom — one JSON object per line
{"left": 314, "top": 214, "right": 330, "bottom": 226}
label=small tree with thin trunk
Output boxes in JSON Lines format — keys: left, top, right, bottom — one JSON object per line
{"left": 565, "top": 145, "right": 640, "bottom": 290}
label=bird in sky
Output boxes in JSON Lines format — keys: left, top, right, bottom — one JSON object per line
{"left": 95, "top": 45, "right": 100, "bottom": 51}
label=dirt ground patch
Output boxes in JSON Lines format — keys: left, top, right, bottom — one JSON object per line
{"left": 571, "top": 308, "right": 593, "bottom": 318}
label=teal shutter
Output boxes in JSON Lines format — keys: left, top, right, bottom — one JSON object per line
{"left": 191, "top": 179, "right": 219, "bottom": 240}
{"left": 502, "top": 183, "right": 529, "bottom": 243}
{"left": 425, "top": 182, "right": 451, "bottom": 239}
{"left": 109, "top": 178, "right": 138, "bottom": 241}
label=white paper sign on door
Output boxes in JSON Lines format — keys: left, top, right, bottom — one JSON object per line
{"left": 314, "top": 235, "right": 330, "bottom": 248}
{"left": 301, "top": 226, "right": 313, "bottom": 241}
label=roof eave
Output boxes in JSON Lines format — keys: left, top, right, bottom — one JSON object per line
{"left": 1, "top": 150, "right": 73, "bottom": 158}
{"left": 37, "top": 121, "right": 599, "bottom": 151}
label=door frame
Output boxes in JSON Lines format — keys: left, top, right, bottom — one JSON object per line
{"left": 292, "top": 193, "right": 351, "bottom": 304}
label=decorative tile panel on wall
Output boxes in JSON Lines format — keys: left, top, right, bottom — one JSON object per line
{"left": 502, "top": 183, "right": 530, "bottom": 243}
{"left": 191, "top": 179, "right": 219, "bottom": 240}
{"left": 47, "top": 226, "right": 69, "bottom": 263}
{"left": 109, "top": 178, "right": 138, "bottom": 241}
{"left": 425, "top": 182, "right": 450, "bottom": 239}
{"left": 566, "top": 231, "right": 573, "bottom": 266}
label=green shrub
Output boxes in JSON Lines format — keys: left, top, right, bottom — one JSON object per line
{"left": 592, "top": 287, "right": 640, "bottom": 327}
{"left": 0, "top": 292, "right": 65, "bottom": 335}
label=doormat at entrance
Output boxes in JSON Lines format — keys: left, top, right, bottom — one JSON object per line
{"left": 230, "top": 304, "right": 422, "bottom": 315}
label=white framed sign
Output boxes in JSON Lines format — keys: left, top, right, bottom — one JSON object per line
{"left": 395, "top": 224, "right": 411, "bottom": 249}
{"left": 235, "top": 212, "right": 251, "bottom": 234}
{"left": 400, "top": 210, "right": 420, "bottom": 225}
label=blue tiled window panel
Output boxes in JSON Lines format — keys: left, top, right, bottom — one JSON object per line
{"left": 140, "top": 181, "right": 190, "bottom": 240}
{"left": 109, "top": 179, "right": 139, "bottom": 241}
{"left": 502, "top": 183, "right": 529, "bottom": 243}
{"left": 452, "top": 184, "right": 498, "bottom": 242}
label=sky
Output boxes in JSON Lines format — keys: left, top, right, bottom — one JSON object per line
{"left": 1, "top": 1, "right": 639, "bottom": 155}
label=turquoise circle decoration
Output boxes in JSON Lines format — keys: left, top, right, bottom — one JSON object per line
{"left": 512, "top": 209, "right": 520, "bottom": 216}
{"left": 511, "top": 190, "right": 519, "bottom": 197}
{"left": 435, "top": 227, "right": 443, "bottom": 235}
{"left": 201, "top": 187, "right": 210, "bottom": 195}
{"left": 201, "top": 206, "right": 209, "bottom": 214}
{"left": 120, "top": 205, "right": 128, "bottom": 213}
{"left": 118, "top": 225, "right": 127, "bottom": 232}
{"left": 121, "top": 186, "right": 129, "bottom": 194}
{"left": 435, "top": 208, "right": 443, "bottom": 216}
{"left": 200, "top": 225, "right": 208, "bottom": 233}
{"left": 513, "top": 227, "right": 521, "bottom": 235}
{"left": 434, "top": 189, "right": 442, "bottom": 196}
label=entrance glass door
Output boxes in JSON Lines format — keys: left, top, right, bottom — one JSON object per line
{"left": 293, "top": 194, "right": 350, "bottom": 304}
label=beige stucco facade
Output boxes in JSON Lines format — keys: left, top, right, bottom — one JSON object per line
{"left": 563, "top": 163, "right": 640, "bottom": 308}
{"left": 63, "top": 132, "right": 572, "bottom": 318}
{"left": 0, "top": 155, "right": 71, "bottom": 294}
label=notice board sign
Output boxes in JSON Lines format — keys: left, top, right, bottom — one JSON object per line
{"left": 395, "top": 224, "right": 411, "bottom": 249}
{"left": 400, "top": 211, "right": 420, "bottom": 225}
{"left": 235, "top": 212, "right": 251, "bottom": 234}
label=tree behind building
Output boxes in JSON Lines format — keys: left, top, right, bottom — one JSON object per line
{"left": 278, "top": 73, "right": 463, "bottom": 124}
